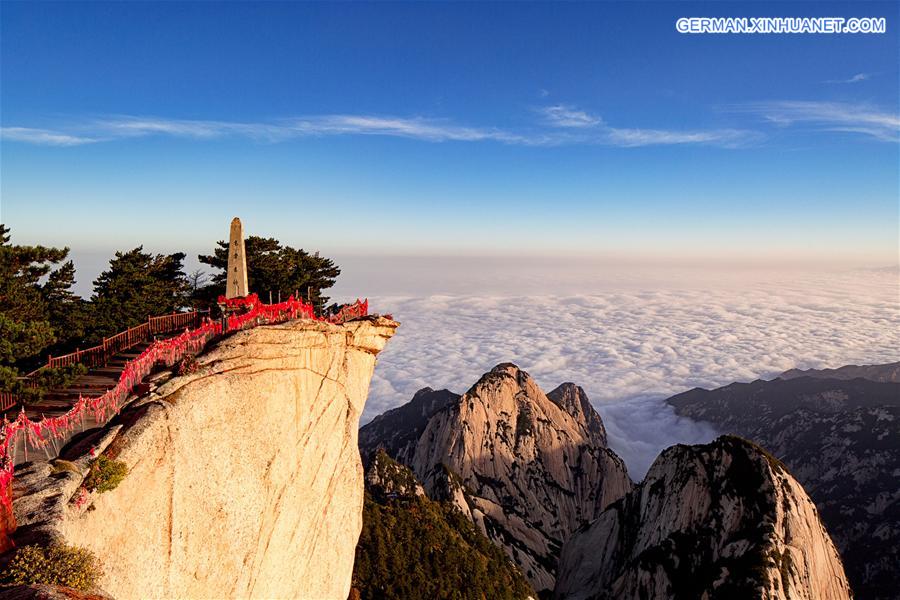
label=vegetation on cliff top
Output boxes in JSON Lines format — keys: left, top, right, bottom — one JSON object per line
{"left": 84, "top": 455, "right": 128, "bottom": 494}
{"left": 198, "top": 235, "right": 340, "bottom": 311}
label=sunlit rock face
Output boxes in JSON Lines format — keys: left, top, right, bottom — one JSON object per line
{"left": 555, "top": 436, "right": 853, "bottom": 600}
{"left": 364, "top": 364, "right": 633, "bottom": 593}
{"left": 10, "top": 317, "right": 397, "bottom": 600}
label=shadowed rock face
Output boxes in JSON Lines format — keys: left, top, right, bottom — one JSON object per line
{"left": 359, "top": 387, "right": 460, "bottom": 466}
{"left": 555, "top": 436, "right": 853, "bottom": 600}
{"left": 668, "top": 372, "right": 900, "bottom": 599}
{"left": 7, "top": 317, "right": 397, "bottom": 600}
{"left": 547, "top": 383, "right": 608, "bottom": 448}
{"left": 368, "top": 363, "right": 633, "bottom": 593}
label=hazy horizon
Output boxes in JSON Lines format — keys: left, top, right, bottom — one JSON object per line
{"left": 1, "top": 238, "right": 895, "bottom": 300}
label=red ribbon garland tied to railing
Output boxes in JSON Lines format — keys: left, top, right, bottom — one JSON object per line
{"left": 0, "top": 293, "right": 361, "bottom": 509}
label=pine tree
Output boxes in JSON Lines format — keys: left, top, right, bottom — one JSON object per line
{"left": 41, "top": 260, "right": 88, "bottom": 355}
{"left": 197, "top": 236, "right": 340, "bottom": 310}
{"left": 0, "top": 224, "right": 76, "bottom": 382}
{"left": 89, "top": 247, "right": 189, "bottom": 341}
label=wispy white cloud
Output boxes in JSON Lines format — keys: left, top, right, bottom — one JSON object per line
{"left": 0, "top": 127, "right": 98, "bottom": 146}
{"left": 825, "top": 72, "right": 871, "bottom": 84}
{"left": 734, "top": 100, "right": 899, "bottom": 142}
{"left": 536, "top": 103, "right": 760, "bottom": 147}
{"left": 606, "top": 127, "right": 759, "bottom": 148}
{"left": 1, "top": 115, "right": 541, "bottom": 147}
{"left": 540, "top": 104, "right": 603, "bottom": 128}
{"left": 1, "top": 110, "right": 762, "bottom": 149}
{"left": 5, "top": 100, "right": 896, "bottom": 149}
{"left": 287, "top": 115, "right": 533, "bottom": 144}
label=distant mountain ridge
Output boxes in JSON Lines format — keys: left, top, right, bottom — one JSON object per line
{"left": 779, "top": 360, "right": 900, "bottom": 383}
{"left": 668, "top": 362, "right": 900, "bottom": 599}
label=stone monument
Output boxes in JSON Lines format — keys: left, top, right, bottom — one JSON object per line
{"left": 226, "top": 217, "right": 249, "bottom": 299}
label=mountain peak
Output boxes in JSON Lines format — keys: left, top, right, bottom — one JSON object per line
{"left": 490, "top": 362, "right": 522, "bottom": 375}
{"left": 547, "top": 382, "right": 608, "bottom": 447}
{"left": 556, "top": 434, "right": 853, "bottom": 600}
{"left": 386, "top": 364, "right": 634, "bottom": 592}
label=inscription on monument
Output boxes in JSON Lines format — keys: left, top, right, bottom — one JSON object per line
{"left": 226, "top": 217, "right": 249, "bottom": 299}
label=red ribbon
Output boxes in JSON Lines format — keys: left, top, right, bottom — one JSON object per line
{"left": 0, "top": 294, "right": 369, "bottom": 509}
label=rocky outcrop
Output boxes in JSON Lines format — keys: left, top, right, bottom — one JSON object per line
{"left": 546, "top": 383, "right": 608, "bottom": 448}
{"left": 366, "top": 364, "right": 633, "bottom": 593}
{"left": 555, "top": 436, "right": 852, "bottom": 600}
{"left": 359, "top": 387, "right": 459, "bottom": 465}
{"left": 669, "top": 372, "right": 899, "bottom": 599}
{"left": 364, "top": 449, "right": 425, "bottom": 501}
{"left": 6, "top": 316, "right": 397, "bottom": 599}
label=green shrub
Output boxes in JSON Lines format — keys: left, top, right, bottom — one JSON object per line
{"left": 83, "top": 455, "right": 127, "bottom": 493}
{"left": 0, "top": 543, "right": 103, "bottom": 590}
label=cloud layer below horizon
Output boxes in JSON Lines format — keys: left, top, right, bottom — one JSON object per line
{"left": 359, "top": 268, "right": 899, "bottom": 479}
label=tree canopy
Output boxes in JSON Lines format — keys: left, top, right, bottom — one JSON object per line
{"left": 0, "top": 226, "right": 344, "bottom": 394}
{"left": 352, "top": 453, "right": 534, "bottom": 600}
{"left": 88, "top": 247, "right": 190, "bottom": 341}
{"left": 198, "top": 236, "right": 340, "bottom": 310}
{"left": 0, "top": 224, "right": 84, "bottom": 383}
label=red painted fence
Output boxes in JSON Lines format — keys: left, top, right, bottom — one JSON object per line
{"left": 43, "top": 310, "right": 207, "bottom": 372}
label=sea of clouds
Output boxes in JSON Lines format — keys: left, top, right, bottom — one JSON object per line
{"left": 336, "top": 262, "right": 899, "bottom": 479}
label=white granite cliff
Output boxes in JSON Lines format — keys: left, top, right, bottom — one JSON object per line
{"left": 8, "top": 316, "right": 397, "bottom": 599}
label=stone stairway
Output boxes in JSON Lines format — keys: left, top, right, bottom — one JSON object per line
{"left": 17, "top": 341, "right": 156, "bottom": 420}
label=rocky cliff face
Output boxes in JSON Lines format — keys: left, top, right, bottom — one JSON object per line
{"left": 555, "top": 436, "right": 853, "bottom": 600}
{"left": 7, "top": 317, "right": 397, "bottom": 599}
{"left": 359, "top": 387, "right": 459, "bottom": 466}
{"left": 363, "top": 449, "right": 425, "bottom": 501}
{"left": 546, "top": 383, "right": 608, "bottom": 448}
{"left": 363, "top": 364, "right": 633, "bottom": 592}
{"left": 668, "top": 372, "right": 899, "bottom": 599}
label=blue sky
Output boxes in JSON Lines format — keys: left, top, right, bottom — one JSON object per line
{"left": 1, "top": 1, "right": 897, "bottom": 285}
